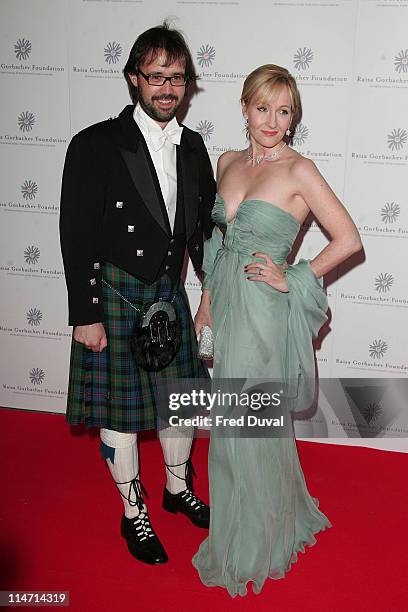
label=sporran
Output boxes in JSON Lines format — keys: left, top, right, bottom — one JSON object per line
{"left": 102, "top": 279, "right": 181, "bottom": 372}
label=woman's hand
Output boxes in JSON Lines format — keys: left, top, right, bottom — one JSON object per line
{"left": 73, "top": 322, "right": 108, "bottom": 352}
{"left": 244, "top": 252, "right": 289, "bottom": 293}
{"left": 194, "top": 289, "right": 213, "bottom": 335}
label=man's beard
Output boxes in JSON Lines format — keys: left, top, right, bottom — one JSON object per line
{"left": 139, "top": 94, "right": 181, "bottom": 123}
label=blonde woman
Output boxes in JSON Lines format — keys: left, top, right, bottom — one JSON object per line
{"left": 193, "top": 64, "right": 362, "bottom": 596}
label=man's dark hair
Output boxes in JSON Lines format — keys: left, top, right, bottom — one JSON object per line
{"left": 123, "top": 21, "right": 196, "bottom": 103}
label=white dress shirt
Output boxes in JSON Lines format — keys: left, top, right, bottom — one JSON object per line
{"left": 133, "top": 103, "right": 183, "bottom": 233}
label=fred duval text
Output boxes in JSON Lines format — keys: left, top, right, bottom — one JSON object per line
{"left": 168, "top": 415, "right": 285, "bottom": 428}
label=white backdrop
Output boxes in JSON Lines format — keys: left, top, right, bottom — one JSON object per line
{"left": 1, "top": 0, "right": 407, "bottom": 451}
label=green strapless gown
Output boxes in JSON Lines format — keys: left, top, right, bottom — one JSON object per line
{"left": 192, "top": 194, "right": 332, "bottom": 597}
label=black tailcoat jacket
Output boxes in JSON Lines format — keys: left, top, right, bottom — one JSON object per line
{"left": 60, "top": 105, "right": 216, "bottom": 326}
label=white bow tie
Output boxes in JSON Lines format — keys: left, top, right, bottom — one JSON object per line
{"left": 149, "top": 125, "right": 183, "bottom": 152}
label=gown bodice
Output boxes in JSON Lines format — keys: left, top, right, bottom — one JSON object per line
{"left": 212, "top": 193, "right": 300, "bottom": 265}
{"left": 202, "top": 191, "right": 328, "bottom": 413}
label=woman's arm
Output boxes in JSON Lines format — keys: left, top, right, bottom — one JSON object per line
{"left": 292, "top": 158, "right": 363, "bottom": 278}
{"left": 195, "top": 153, "right": 234, "bottom": 333}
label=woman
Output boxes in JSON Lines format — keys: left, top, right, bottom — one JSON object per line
{"left": 192, "top": 64, "right": 362, "bottom": 597}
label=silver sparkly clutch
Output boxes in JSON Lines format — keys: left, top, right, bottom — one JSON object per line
{"left": 197, "top": 325, "right": 214, "bottom": 360}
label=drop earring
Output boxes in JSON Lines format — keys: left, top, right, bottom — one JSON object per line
{"left": 286, "top": 128, "right": 291, "bottom": 136}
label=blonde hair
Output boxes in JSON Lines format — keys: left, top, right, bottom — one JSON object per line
{"left": 241, "top": 64, "right": 302, "bottom": 139}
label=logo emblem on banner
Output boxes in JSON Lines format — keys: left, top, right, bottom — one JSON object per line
{"left": 24, "top": 245, "right": 40, "bottom": 264}
{"left": 394, "top": 49, "right": 408, "bottom": 74}
{"left": 196, "top": 120, "right": 214, "bottom": 142}
{"left": 369, "top": 339, "right": 388, "bottom": 359}
{"left": 374, "top": 273, "right": 394, "bottom": 293}
{"left": 380, "top": 202, "right": 400, "bottom": 224}
{"left": 104, "top": 41, "right": 122, "bottom": 64}
{"left": 387, "top": 128, "right": 407, "bottom": 151}
{"left": 361, "top": 402, "right": 382, "bottom": 424}
{"left": 29, "top": 367, "right": 45, "bottom": 385}
{"left": 292, "top": 123, "right": 309, "bottom": 146}
{"left": 197, "top": 45, "right": 216, "bottom": 68}
{"left": 26, "top": 308, "right": 43, "bottom": 326}
{"left": 18, "top": 111, "right": 35, "bottom": 132}
{"left": 21, "top": 180, "right": 38, "bottom": 200}
{"left": 14, "top": 38, "right": 32, "bottom": 60}
{"left": 293, "top": 47, "right": 313, "bottom": 71}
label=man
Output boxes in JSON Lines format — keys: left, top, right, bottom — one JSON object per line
{"left": 60, "top": 23, "right": 215, "bottom": 565}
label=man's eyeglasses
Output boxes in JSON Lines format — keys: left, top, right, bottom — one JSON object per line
{"left": 137, "top": 70, "right": 187, "bottom": 87}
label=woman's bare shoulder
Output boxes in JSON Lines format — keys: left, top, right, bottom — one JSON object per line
{"left": 287, "top": 149, "right": 320, "bottom": 179}
{"left": 288, "top": 148, "right": 314, "bottom": 168}
{"left": 217, "top": 149, "right": 244, "bottom": 179}
{"left": 218, "top": 149, "right": 243, "bottom": 166}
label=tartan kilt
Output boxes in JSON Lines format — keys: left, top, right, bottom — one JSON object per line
{"left": 66, "top": 262, "right": 209, "bottom": 432}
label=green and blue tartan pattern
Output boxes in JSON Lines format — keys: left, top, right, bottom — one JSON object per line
{"left": 66, "top": 262, "right": 208, "bottom": 432}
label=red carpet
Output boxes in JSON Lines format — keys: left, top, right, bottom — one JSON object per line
{"left": 1, "top": 407, "right": 407, "bottom": 611}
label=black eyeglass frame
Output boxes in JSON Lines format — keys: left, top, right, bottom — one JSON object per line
{"left": 137, "top": 69, "right": 188, "bottom": 87}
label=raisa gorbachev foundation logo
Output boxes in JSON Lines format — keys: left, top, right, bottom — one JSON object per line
{"left": 18, "top": 111, "right": 35, "bottom": 133}
{"left": 361, "top": 402, "right": 382, "bottom": 424}
{"left": 394, "top": 49, "right": 408, "bottom": 74}
{"left": 292, "top": 123, "right": 309, "bottom": 147}
{"left": 196, "top": 44, "right": 216, "bottom": 68}
{"left": 14, "top": 38, "right": 32, "bottom": 61}
{"left": 380, "top": 202, "right": 400, "bottom": 224}
{"left": 387, "top": 128, "right": 407, "bottom": 151}
{"left": 21, "top": 180, "right": 38, "bottom": 200}
{"left": 24, "top": 245, "right": 40, "bottom": 265}
{"left": 104, "top": 41, "right": 122, "bottom": 65}
{"left": 26, "top": 307, "right": 43, "bottom": 327}
{"left": 29, "top": 367, "right": 45, "bottom": 385}
{"left": 374, "top": 273, "right": 394, "bottom": 293}
{"left": 293, "top": 47, "right": 313, "bottom": 71}
{"left": 196, "top": 120, "right": 214, "bottom": 142}
{"left": 369, "top": 339, "right": 388, "bottom": 359}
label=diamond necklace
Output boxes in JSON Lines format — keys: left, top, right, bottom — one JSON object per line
{"left": 246, "top": 142, "right": 287, "bottom": 165}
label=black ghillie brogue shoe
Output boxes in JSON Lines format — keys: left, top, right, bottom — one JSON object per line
{"left": 162, "top": 459, "right": 210, "bottom": 528}
{"left": 163, "top": 487, "right": 210, "bottom": 528}
{"left": 121, "top": 512, "right": 168, "bottom": 565}
{"left": 116, "top": 474, "right": 168, "bottom": 564}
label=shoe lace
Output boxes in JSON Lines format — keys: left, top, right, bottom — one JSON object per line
{"left": 114, "top": 472, "right": 149, "bottom": 514}
{"left": 164, "top": 458, "right": 196, "bottom": 491}
{"left": 130, "top": 512, "right": 155, "bottom": 542}
{"left": 180, "top": 489, "right": 206, "bottom": 512}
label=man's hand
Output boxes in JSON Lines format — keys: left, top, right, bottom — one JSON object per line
{"left": 73, "top": 322, "right": 107, "bottom": 352}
